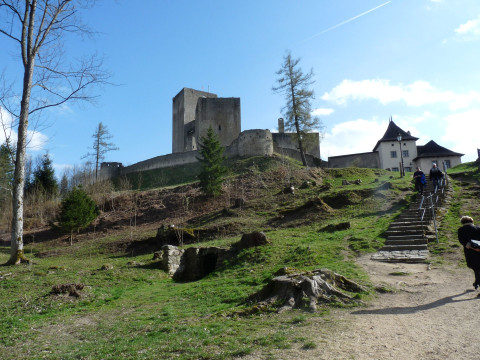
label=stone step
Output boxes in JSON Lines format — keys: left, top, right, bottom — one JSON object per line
{"left": 388, "top": 224, "right": 428, "bottom": 231}
{"left": 385, "top": 229, "right": 425, "bottom": 236}
{"left": 371, "top": 250, "right": 429, "bottom": 263}
{"left": 385, "top": 239, "right": 428, "bottom": 246}
{"left": 390, "top": 221, "right": 429, "bottom": 227}
{"left": 396, "top": 216, "right": 433, "bottom": 221}
{"left": 387, "top": 234, "right": 425, "bottom": 241}
{"left": 380, "top": 244, "right": 428, "bottom": 251}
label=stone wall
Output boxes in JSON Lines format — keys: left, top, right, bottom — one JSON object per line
{"left": 100, "top": 127, "right": 329, "bottom": 179}
{"left": 100, "top": 129, "right": 276, "bottom": 179}
{"left": 272, "top": 132, "right": 320, "bottom": 158}
{"left": 101, "top": 151, "right": 200, "bottom": 178}
{"left": 225, "top": 129, "right": 273, "bottom": 158}
{"left": 328, "top": 151, "right": 380, "bottom": 169}
{"left": 275, "top": 146, "right": 323, "bottom": 167}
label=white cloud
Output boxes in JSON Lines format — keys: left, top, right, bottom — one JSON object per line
{"left": 455, "top": 15, "right": 480, "bottom": 37}
{"left": 321, "top": 115, "right": 431, "bottom": 159}
{"left": 53, "top": 163, "right": 73, "bottom": 175}
{"left": 0, "top": 106, "right": 48, "bottom": 151}
{"left": 322, "top": 79, "right": 480, "bottom": 111}
{"left": 312, "top": 108, "right": 334, "bottom": 116}
{"left": 443, "top": 109, "right": 480, "bottom": 162}
{"left": 26, "top": 130, "right": 48, "bottom": 151}
{"left": 322, "top": 118, "right": 388, "bottom": 158}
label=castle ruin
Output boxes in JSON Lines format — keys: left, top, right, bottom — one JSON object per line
{"left": 100, "top": 88, "right": 321, "bottom": 179}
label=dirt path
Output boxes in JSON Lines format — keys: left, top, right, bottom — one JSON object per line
{"left": 246, "top": 254, "right": 480, "bottom": 359}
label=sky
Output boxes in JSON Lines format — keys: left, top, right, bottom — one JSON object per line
{"left": 1, "top": 0, "right": 480, "bottom": 175}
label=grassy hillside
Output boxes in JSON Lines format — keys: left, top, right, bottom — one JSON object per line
{"left": 430, "top": 161, "right": 480, "bottom": 258}
{"left": 0, "top": 156, "right": 433, "bottom": 359}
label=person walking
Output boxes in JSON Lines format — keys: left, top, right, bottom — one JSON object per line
{"left": 458, "top": 216, "right": 480, "bottom": 289}
{"left": 429, "top": 163, "right": 443, "bottom": 193}
{"left": 413, "top": 167, "right": 426, "bottom": 195}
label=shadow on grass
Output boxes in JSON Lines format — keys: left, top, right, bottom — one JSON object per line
{"left": 108, "top": 236, "right": 162, "bottom": 258}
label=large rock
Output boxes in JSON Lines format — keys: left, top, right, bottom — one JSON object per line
{"left": 158, "top": 245, "right": 231, "bottom": 282}
{"left": 320, "top": 222, "right": 351, "bottom": 232}
{"left": 158, "top": 231, "right": 269, "bottom": 282}
{"left": 233, "top": 231, "right": 269, "bottom": 250}
{"left": 160, "top": 245, "right": 185, "bottom": 276}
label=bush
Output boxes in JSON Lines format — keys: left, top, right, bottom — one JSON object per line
{"left": 56, "top": 187, "right": 99, "bottom": 244}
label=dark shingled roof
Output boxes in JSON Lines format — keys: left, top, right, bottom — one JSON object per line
{"left": 373, "top": 119, "right": 418, "bottom": 151}
{"left": 413, "top": 140, "right": 464, "bottom": 160}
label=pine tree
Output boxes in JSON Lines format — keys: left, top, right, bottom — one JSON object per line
{"left": 84, "top": 122, "right": 119, "bottom": 181}
{"left": 31, "top": 153, "right": 58, "bottom": 198}
{"left": 197, "top": 127, "right": 227, "bottom": 196}
{"left": 57, "top": 187, "right": 99, "bottom": 245}
{"left": 273, "top": 51, "right": 321, "bottom": 166}
{"left": 59, "top": 173, "right": 69, "bottom": 198}
{"left": 0, "top": 143, "right": 14, "bottom": 210}
{"left": 0, "top": 143, "right": 14, "bottom": 192}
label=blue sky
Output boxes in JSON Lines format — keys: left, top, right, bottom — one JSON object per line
{"left": 2, "top": 0, "right": 480, "bottom": 175}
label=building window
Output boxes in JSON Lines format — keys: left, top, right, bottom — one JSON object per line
{"left": 404, "top": 167, "right": 412, "bottom": 173}
{"left": 444, "top": 160, "right": 451, "bottom": 169}
{"left": 392, "top": 167, "right": 399, "bottom": 172}
{"left": 402, "top": 150, "right": 409, "bottom": 157}
{"left": 391, "top": 151, "right": 397, "bottom": 158}
{"left": 218, "top": 125, "right": 222, "bottom": 131}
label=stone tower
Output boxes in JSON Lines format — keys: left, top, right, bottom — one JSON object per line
{"left": 172, "top": 88, "right": 241, "bottom": 153}
{"left": 172, "top": 88, "right": 217, "bottom": 153}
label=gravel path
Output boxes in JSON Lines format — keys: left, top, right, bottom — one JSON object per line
{"left": 246, "top": 254, "right": 480, "bottom": 359}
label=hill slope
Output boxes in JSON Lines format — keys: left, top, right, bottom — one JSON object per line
{"left": 0, "top": 156, "right": 453, "bottom": 359}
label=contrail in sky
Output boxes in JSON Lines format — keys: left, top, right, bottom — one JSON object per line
{"left": 303, "top": 1, "right": 392, "bottom": 42}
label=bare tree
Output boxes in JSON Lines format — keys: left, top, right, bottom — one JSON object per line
{"left": 84, "top": 122, "right": 118, "bottom": 181}
{"left": 273, "top": 51, "right": 321, "bottom": 167}
{"left": 0, "top": 0, "right": 109, "bottom": 265}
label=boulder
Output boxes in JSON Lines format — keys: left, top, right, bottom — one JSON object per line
{"left": 233, "top": 231, "right": 269, "bottom": 250}
{"left": 160, "top": 245, "right": 184, "bottom": 276}
{"left": 320, "top": 222, "right": 351, "bottom": 232}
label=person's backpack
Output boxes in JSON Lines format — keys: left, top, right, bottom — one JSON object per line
{"left": 420, "top": 173, "right": 426, "bottom": 185}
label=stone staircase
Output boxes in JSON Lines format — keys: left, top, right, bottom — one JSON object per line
{"left": 371, "top": 177, "right": 449, "bottom": 262}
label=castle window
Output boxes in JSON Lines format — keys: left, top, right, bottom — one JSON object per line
{"left": 392, "top": 167, "right": 399, "bottom": 172}
{"left": 218, "top": 125, "right": 221, "bottom": 131}
{"left": 444, "top": 160, "right": 451, "bottom": 169}
{"left": 391, "top": 151, "right": 397, "bottom": 158}
{"left": 402, "top": 150, "right": 409, "bottom": 157}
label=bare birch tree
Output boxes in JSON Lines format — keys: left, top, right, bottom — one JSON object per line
{"left": 0, "top": 0, "right": 108, "bottom": 265}
{"left": 273, "top": 51, "right": 320, "bottom": 167}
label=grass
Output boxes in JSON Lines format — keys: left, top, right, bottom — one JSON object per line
{"left": 431, "top": 162, "right": 480, "bottom": 257}
{"left": 0, "top": 161, "right": 425, "bottom": 359}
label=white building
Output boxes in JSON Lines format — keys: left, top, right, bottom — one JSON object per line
{"left": 328, "top": 119, "right": 464, "bottom": 172}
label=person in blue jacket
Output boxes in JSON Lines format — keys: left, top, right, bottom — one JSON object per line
{"left": 413, "top": 167, "right": 426, "bottom": 195}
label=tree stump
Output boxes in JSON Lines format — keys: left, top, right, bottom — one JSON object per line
{"left": 249, "top": 268, "right": 367, "bottom": 312}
